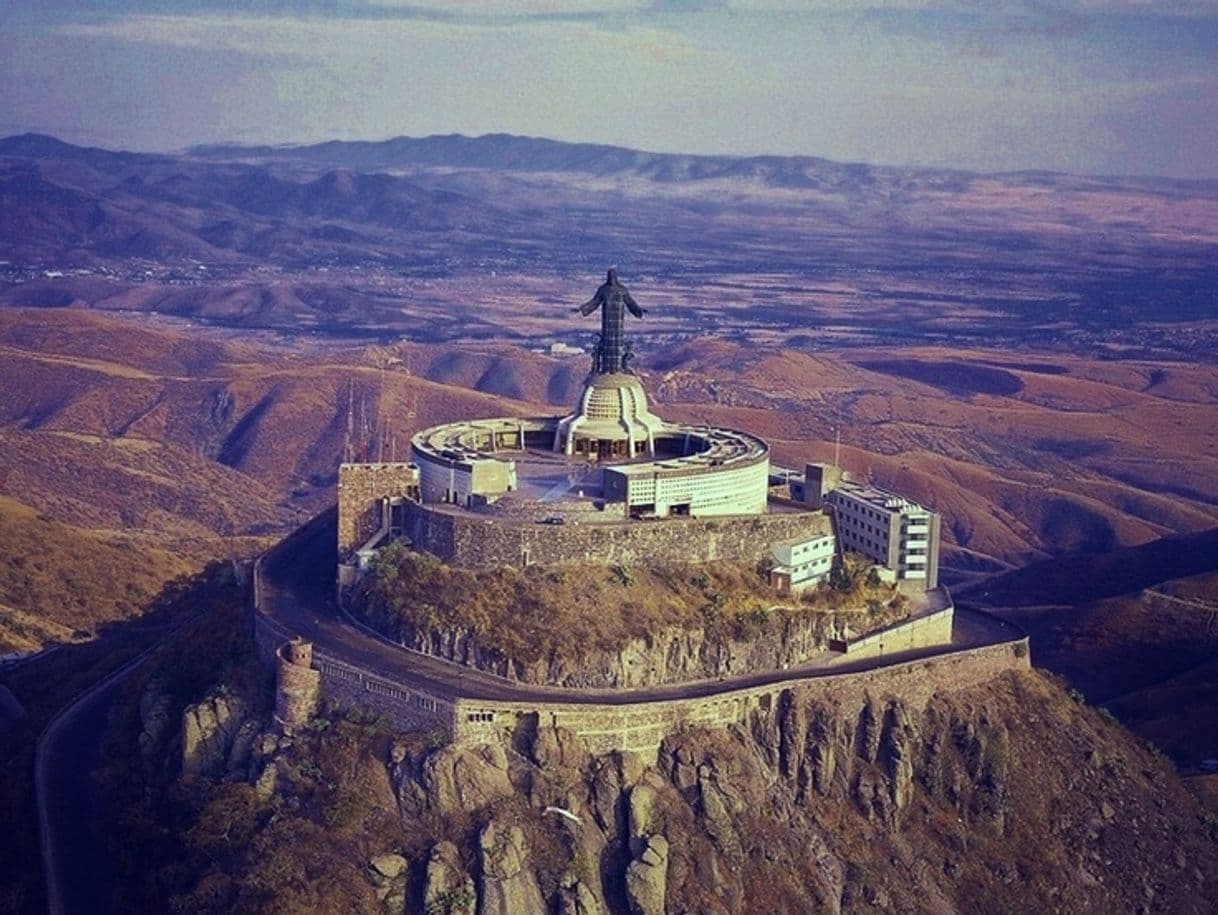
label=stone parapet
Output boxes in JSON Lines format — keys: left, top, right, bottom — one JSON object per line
{"left": 403, "top": 500, "right": 832, "bottom": 568}
{"left": 256, "top": 613, "right": 454, "bottom": 738}
{"left": 833, "top": 606, "right": 955, "bottom": 659}
{"left": 449, "top": 637, "right": 1030, "bottom": 758}
{"left": 337, "top": 462, "right": 419, "bottom": 555}
{"left": 255, "top": 596, "right": 1027, "bottom": 758}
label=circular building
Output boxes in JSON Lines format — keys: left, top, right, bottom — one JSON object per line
{"left": 407, "top": 270, "right": 769, "bottom": 520}
{"left": 336, "top": 271, "right": 832, "bottom": 572}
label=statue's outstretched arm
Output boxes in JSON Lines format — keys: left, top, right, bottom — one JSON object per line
{"left": 577, "top": 293, "right": 603, "bottom": 316}
{"left": 623, "top": 291, "right": 646, "bottom": 318}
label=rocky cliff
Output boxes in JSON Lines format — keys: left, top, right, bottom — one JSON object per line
{"left": 334, "top": 669, "right": 1218, "bottom": 913}
{"left": 359, "top": 669, "right": 1214, "bottom": 914}
{"left": 349, "top": 545, "right": 912, "bottom": 688}
{"left": 378, "top": 613, "right": 851, "bottom": 688}
{"left": 112, "top": 659, "right": 1218, "bottom": 915}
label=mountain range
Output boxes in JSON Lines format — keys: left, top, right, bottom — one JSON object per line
{"left": 1, "top": 130, "right": 1217, "bottom": 913}
{"left": 2, "top": 132, "right": 1216, "bottom": 356}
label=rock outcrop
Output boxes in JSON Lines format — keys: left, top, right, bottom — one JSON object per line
{"left": 625, "top": 834, "right": 669, "bottom": 915}
{"left": 390, "top": 742, "right": 513, "bottom": 817}
{"left": 370, "top": 612, "right": 870, "bottom": 689}
{"left": 423, "top": 841, "right": 475, "bottom": 915}
{"left": 163, "top": 667, "right": 1218, "bottom": 915}
{"left": 477, "top": 821, "right": 547, "bottom": 915}
{"left": 368, "top": 853, "right": 408, "bottom": 913}
{"left": 557, "top": 875, "right": 604, "bottom": 915}
{"left": 181, "top": 692, "right": 248, "bottom": 777}
{"left": 368, "top": 685, "right": 1023, "bottom": 914}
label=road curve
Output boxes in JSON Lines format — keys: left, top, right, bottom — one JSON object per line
{"left": 259, "top": 509, "right": 1027, "bottom": 706}
{"left": 36, "top": 643, "right": 158, "bottom": 915}
{"left": 36, "top": 604, "right": 215, "bottom": 915}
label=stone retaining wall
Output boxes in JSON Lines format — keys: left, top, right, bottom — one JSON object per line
{"left": 338, "top": 463, "right": 419, "bottom": 555}
{"left": 256, "top": 613, "right": 455, "bottom": 738}
{"left": 836, "top": 607, "right": 955, "bottom": 660}
{"left": 449, "top": 638, "right": 1030, "bottom": 757}
{"left": 258, "top": 601, "right": 1028, "bottom": 758}
{"left": 403, "top": 500, "right": 833, "bottom": 568}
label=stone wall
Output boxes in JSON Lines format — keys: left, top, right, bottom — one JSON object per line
{"left": 258, "top": 601, "right": 1027, "bottom": 759}
{"left": 403, "top": 500, "right": 833, "bottom": 568}
{"left": 836, "top": 607, "right": 955, "bottom": 660}
{"left": 256, "top": 613, "right": 454, "bottom": 738}
{"left": 257, "top": 551, "right": 1028, "bottom": 759}
{"left": 312, "top": 654, "right": 454, "bottom": 737}
{"left": 451, "top": 638, "right": 1031, "bottom": 758}
{"left": 337, "top": 462, "right": 419, "bottom": 555}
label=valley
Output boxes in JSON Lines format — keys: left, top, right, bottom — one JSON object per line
{"left": 2, "top": 134, "right": 1216, "bottom": 358}
{"left": 1, "top": 132, "right": 1216, "bottom": 914}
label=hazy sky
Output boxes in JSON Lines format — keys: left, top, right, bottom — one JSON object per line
{"left": 2, "top": 1, "right": 1216, "bottom": 178}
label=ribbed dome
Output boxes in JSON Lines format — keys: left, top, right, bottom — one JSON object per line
{"left": 579, "top": 373, "right": 653, "bottom": 422}
{"left": 554, "top": 373, "right": 664, "bottom": 457}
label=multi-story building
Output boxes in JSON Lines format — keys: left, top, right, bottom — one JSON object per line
{"left": 826, "top": 481, "right": 940, "bottom": 590}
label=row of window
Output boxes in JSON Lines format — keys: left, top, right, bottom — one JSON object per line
{"left": 837, "top": 510, "right": 894, "bottom": 539}
{"left": 789, "top": 538, "right": 833, "bottom": 559}
{"left": 790, "top": 556, "right": 832, "bottom": 575}
{"left": 841, "top": 536, "right": 888, "bottom": 559}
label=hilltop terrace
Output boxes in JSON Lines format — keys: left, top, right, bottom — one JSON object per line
{"left": 409, "top": 413, "right": 771, "bottom": 521}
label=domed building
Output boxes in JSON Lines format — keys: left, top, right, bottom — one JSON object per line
{"left": 338, "top": 271, "right": 851, "bottom": 575}
{"left": 554, "top": 371, "right": 663, "bottom": 459}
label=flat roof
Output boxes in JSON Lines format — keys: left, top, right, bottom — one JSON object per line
{"left": 832, "top": 481, "right": 931, "bottom": 515}
{"left": 770, "top": 532, "right": 835, "bottom": 550}
{"left": 411, "top": 414, "right": 770, "bottom": 488}
{"left": 604, "top": 426, "right": 769, "bottom": 478}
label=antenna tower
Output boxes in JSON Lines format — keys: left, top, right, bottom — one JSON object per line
{"left": 343, "top": 379, "right": 355, "bottom": 463}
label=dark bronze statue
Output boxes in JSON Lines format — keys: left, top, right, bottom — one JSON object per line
{"left": 577, "top": 268, "right": 645, "bottom": 375}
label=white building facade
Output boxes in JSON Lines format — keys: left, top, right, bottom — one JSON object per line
{"left": 826, "top": 482, "right": 940, "bottom": 590}
{"left": 768, "top": 532, "right": 837, "bottom": 594}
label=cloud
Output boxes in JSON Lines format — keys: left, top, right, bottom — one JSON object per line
{"left": 719, "top": 0, "right": 1218, "bottom": 15}
{"left": 10, "top": 0, "right": 1218, "bottom": 176}
{"left": 50, "top": 10, "right": 706, "bottom": 56}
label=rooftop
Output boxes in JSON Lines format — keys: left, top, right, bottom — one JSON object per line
{"left": 833, "top": 481, "right": 931, "bottom": 515}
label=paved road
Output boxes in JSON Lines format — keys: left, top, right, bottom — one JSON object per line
{"left": 36, "top": 605, "right": 215, "bottom": 915}
{"left": 37, "top": 648, "right": 153, "bottom": 915}
{"left": 260, "top": 512, "right": 1025, "bottom": 706}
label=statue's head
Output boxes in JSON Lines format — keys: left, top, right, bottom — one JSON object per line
{"left": 607, "top": 268, "right": 619, "bottom": 284}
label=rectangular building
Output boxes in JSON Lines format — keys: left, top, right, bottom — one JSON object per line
{"left": 826, "top": 482, "right": 940, "bottom": 590}
{"left": 602, "top": 455, "right": 769, "bottom": 519}
{"left": 769, "top": 532, "right": 836, "bottom": 595}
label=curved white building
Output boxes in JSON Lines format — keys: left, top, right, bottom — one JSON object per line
{"left": 408, "top": 371, "right": 770, "bottom": 520}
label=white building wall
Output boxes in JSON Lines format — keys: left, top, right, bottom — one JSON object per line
{"left": 412, "top": 439, "right": 517, "bottom": 507}
{"left": 827, "top": 487, "right": 937, "bottom": 587}
{"left": 416, "top": 454, "right": 470, "bottom": 504}
{"left": 621, "top": 457, "right": 769, "bottom": 518}
{"left": 771, "top": 533, "right": 836, "bottom": 589}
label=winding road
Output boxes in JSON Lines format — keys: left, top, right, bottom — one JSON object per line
{"left": 259, "top": 510, "right": 1025, "bottom": 705}
{"left": 36, "top": 509, "right": 1024, "bottom": 914}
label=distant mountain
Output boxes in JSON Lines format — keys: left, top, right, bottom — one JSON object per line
{"left": 0, "top": 136, "right": 506, "bottom": 266}
{"left": 186, "top": 131, "right": 1218, "bottom": 194}
{"left": 0, "top": 132, "right": 172, "bottom": 171}
{"left": 188, "top": 132, "right": 982, "bottom": 192}
{"left": 3, "top": 133, "right": 1216, "bottom": 351}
